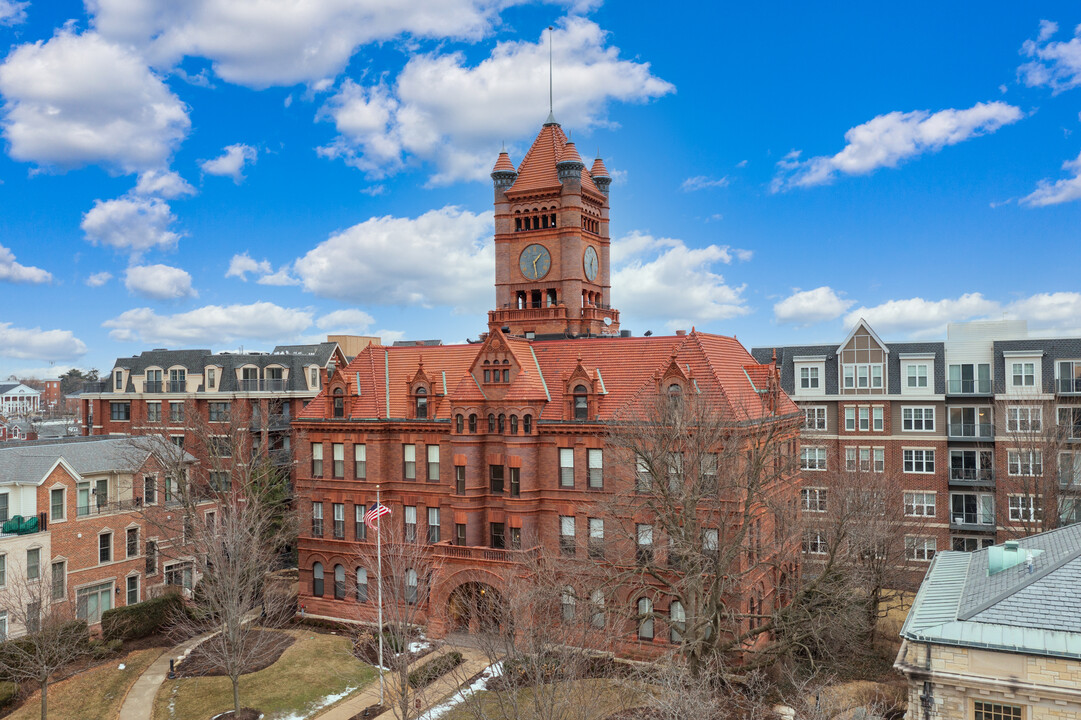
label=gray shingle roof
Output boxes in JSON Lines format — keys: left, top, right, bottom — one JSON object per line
{"left": 0, "top": 436, "right": 193, "bottom": 485}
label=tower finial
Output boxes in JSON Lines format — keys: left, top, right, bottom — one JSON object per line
{"left": 544, "top": 25, "right": 556, "bottom": 125}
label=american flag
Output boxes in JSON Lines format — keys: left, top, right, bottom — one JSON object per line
{"left": 364, "top": 502, "right": 392, "bottom": 531}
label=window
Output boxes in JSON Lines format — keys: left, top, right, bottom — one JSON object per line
{"left": 859, "top": 407, "right": 869, "bottom": 431}
{"left": 310, "top": 368, "right": 319, "bottom": 387}
{"left": 147, "top": 402, "right": 161, "bottom": 422}
{"left": 169, "top": 402, "right": 184, "bottom": 422}
{"left": 455, "top": 414, "right": 464, "bottom": 433}
{"left": 974, "top": 702, "right": 1022, "bottom": 720}
{"left": 126, "top": 527, "right": 138, "bottom": 557}
{"left": 489, "top": 464, "right": 504, "bottom": 493}
{"left": 906, "top": 364, "right": 928, "bottom": 388}
{"left": 948, "top": 363, "right": 991, "bottom": 394}
{"left": 487, "top": 413, "right": 495, "bottom": 432}
{"left": 0, "top": 495, "right": 7, "bottom": 523}
{"left": 843, "top": 365, "right": 855, "bottom": 389}
{"left": 311, "top": 443, "right": 323, "bottom": 477}
{"left": 455, "top": 465, "right": 466, "bottom": 494}
{"left": 404, "top": 506, "right": 417, "bottom": 542}
{"left": 206, "top": 368, "right": 215, "bottom": 388}
{"left": 588, "top": 518, "right": 604, "bottom": 559}
{"left": 98, "top": 533, "right": 112, "bottom": 563}
{"left": 559, "top": 516, "right": 575, "bottom": 556}
{"left": 404, "top": 568, "right": 418, "bottom": 605}
{"left": 590, "top": 590, "right": 605, "bottom": 628}
{"left": 952, "top": 536, "right": 994, "bottom": 552}
{"left": 700, "top": 454, "right": 718, "bottom": 493}
{"left": 50, "top": 488, "right": 65, "bottom": 521}
{"left": 208, "top": 401, "right": 230, "bottom": 422}
{"left": 842, "top": 363, "right": 882, "bottom": 389}
{"left": 803, "top": 407, "right": 827, "bottom": 431}
{"left": 509, "top": 415, "right": 518, "bottom": 434}
{"left": 905, "top": 537, "right": 936, "bottom": 561}
{"left": 846, "top": 447, "right": 871, "bottom": 472}
{"left": 873, "top": 447, "right": 885, "bottom": 472}
{"left": 427, "top": 445, "right": 439, "bottom": 481}
{"left": 1060, "top": 451, "right": 1081, "bottom": 488}
{"left": 1008, "top": 449, "right": 1043, "bottom": 476}
{"left": 561, "top": 587, "right": 576, "bottom": 622}
{"left": 355, "top": 505, "right": 367, "bottom": 541}
{"left": 1058, "top": 361, "right": 1081, "bottom": 393}
{"left": 312, "top": 563, "right": 324, "bottom": 597}
{"left": 145, "top": 541, "right": 157, "bottom": 575}
{"left": 801, "top": 487, "right": 827, "bottom": 512}
{"left": 559, "top": 448, "right": 574, "bottom": 487}
{"left": 114, "top": 369, "right": 123, "bottom": 391}
{"left": 334, "top": 565, "right": 346, "bottom": 600}
{"left": 573, "top": 385, "right": 589, "bottom": 420}
{"left": 904, "top": 492, "right": 936, "bottom": 517}
{"left": 951, "top": 493, "right": 995, "bottom": 525}
{"left": 637, "top": 598, "right": 654, "bottom": 640}
{"left": 333, "top": 503, "right": 345, "bottom": 539}
{"left": 26, "top": 548, "right": 40, "bottom": 579}
{"left": 802, "top": 531, "right": 826, "bottom": 555}
{"left": 333, "top": 388, "right": 344, "bottom": 418}
{"left": 210, "top": 436, "right": 232, "bottom": 458}
{"left": 126, "top": 575, "right": 139, "bottom": 605}
{"left": 587, "top": 449, "right": 603, "bottom": 489}
{"left": 1011, "top": 362, "right": 1035, "bottom": 387}
{"left": 636, "top": 524, "right": 653, "bottom": 565}
{"left": 356, "top": 568, "right": 368, "bottom": 602}
{"left": 354, "top": 444, "right": 366, "bottom": 479}
{"left": 332, "top": 443, "right": 344, "bottom": 478}
{"left": 498, "top": 413, "right": 505, "bottom": 432}
{"left": 873, "top": 406, "right": 884, "bottom": 431}
{"left": 468, "top": 414, "right": 477, "bottom": 433}
{"left": 902, "top": 407, "right": 935, "bottom": 431}
{"left": 455, "top": 523, "right": 466, "bottom": 546}
{"left": 51, "top": 561, "right": 65, "bottom": 601}
{"left": 1006, "top": 406, "right": 1041, "bottom": 433}
{"left": 801, "top": 447, "right": 827, "bottom": 471}
{"left": 1008, "top": 495, "right": 1039, "bottom": 522}
{"left": 903, "top": 449, "right": 935, "bottom": 474}
{"left": 415, "top": 387, "right": 427, "bottom": 418}
{"left": 800, "top": 367, "right": 820, "bottom": 389}
{"left": 1059, "top": 407, "right": 1081, "bottom": 439}
{"left": 76, "top": 582, "right": 113, "bottom": 624}
{"left": 490, "top": 522, "right": 505, "bottom": 549}
{"left": 635, "top": 456, "right": 652, "bottom": 493}
{"left": 110, "top": 402, "right": 131, "bottom": 421}
{"left": 209, "top": 471, "right": 229, "bottom": 492}
{"left": 311, "top": 502, "right": 324, "bottom": 538}
{"left": 844, "top": 407, "right": 855, "bottom": 431}
{"left": 523, "top": 415, "right": 532, "bottom": 434}
{"left": 703, "top": 528, "right": 719, "bottom": 557}
{"left": 403, "top": 444, "right": 416, "bottom": 480}
{"left": 508, "top": 526, "right": 521, "bottom": 549}
{"left": 427, "top": 507, "right": 440, "bottom": 543}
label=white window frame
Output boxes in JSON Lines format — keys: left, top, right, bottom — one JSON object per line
{"left": 905, "top": 536, "right": 936, "bottom": 561}
{"left": 873, "top": 447, "right": 885, "bottom": 472}
{"left": 801, "top": 487, "right": 827, "bottom": 512}
{"left": 1006, "top": 406, "right": 1042, "bottom": 433}
{"left": 1008, "top": 494, "right": 1039, "bottom": 522}
{"left": 903, "top": 448, "right": 935, "bottom": 474}
{"left": 906, "top": 363, "right": 928, "bottom": 389}
{"left": 799, "top": 366, "right": 820, "bottom": 389}
{"left": 844, "top": 407, "right": 855, "bottom": 431}
{"left": 1011, "top": 361, "right": 1036, "bottom": 388}
{"left": 803, "top": 530, "right": 827, "bottom": 555}
{"left": 903, "top": 491, "right": 936, "bottom": 517}
{"left": 803, "top": 406, "right": 827, "bottom": 431}
{"left": 800, "top": 447, "right": 827, "bottom": 471}
{"left": 1008, "top": 449, "right": 1043, "bottom": 477}
{"left": 902, "top": 407, "right": 935, "bottom": 432}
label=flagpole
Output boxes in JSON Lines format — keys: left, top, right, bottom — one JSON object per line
{"left": 376, "top": 484, "right": 384, "bottom": 705}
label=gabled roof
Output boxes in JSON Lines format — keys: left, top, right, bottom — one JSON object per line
{"left": 505, "top": 122, "right": 604, "bottom": 200}
{"left": 901, "top": 524, "right": 1081, "bottom": 659}
{"left": 836, "top": 317, "right": 889, "bottom": 355}
{"left": 0, "top": 436, "right": 195, "bottom": 486}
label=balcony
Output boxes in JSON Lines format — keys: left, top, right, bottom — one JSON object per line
{"left": 76, "top": 498, "right": 142, "bottom": 518}
{"left": 239, "top": 379, "right": 287, "bottom": 392}
{"left": 431, "top": 542, "right": 540, "bottom": 565}
{"left": 0, "top": 513, "right": 47, "bottom": 539}
{"left": 167, "top": 381, "right": 187, "bottom": 393}
{"left": 949, "top": 516, "right": 996, "bottom": 533}
{"left": 947, "top": 423, "right": 994, "bottom": 441}
{"left": 269, "top": 449, "right": 292, "bottom": 466}
{"left": 949, "top": 468, "right": 995, "bottom": 486}
{"left": 81, "top": 381, "right": 108, "bottom": 393}
{"left": 1057, "top": 378, "right": 1081, "bottom": 395}
{"left": 947, "top": 382, "right": 993, "bottom": 397}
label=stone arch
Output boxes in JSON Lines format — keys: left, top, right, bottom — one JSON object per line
{"left": 428, "top": 567, "right": 507, "bottom": 637}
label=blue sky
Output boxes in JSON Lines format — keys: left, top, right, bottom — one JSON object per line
{"left": 1, "top": 1, "right": 1080, "bottom": 379}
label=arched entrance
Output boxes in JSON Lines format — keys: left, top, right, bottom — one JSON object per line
{"left": 447, "top": 582, "right": 504, "bottom": 633}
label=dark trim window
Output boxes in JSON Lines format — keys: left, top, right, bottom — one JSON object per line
{"left": 509, "top": 467, "right": 520, "bottom": 497}
{"left": 356, "top": 568, "right": 368, "bottom": 602}
{"left": 50, "top": 488, "right": 65, "bottom": 521}
{"left": 334, "top": 564, "right": 346, "bottom": 600}
{"left": 311, "top": 501, "right": 324, "bottom": 537}
{"left": 490, "top": 522, "right": 505, "bottom": 549}
{"left": 415, "top": 387, "right": 427, "bottom": 418}
{"left": 489, "top": 464, "right": 504, "bottom": 493}
{"left": 523, "top": 414, "right": 532, "bottom": 434}
{"left": 636, "top": 524, "right": 653, "bottom": 565}
{"left": 145, "top": 541, "right": 157, "bottom": 575}
{"left": 333, "top": 503, "right": 345, "bottom": 539}
{"left": 573, "top": 385, "right": 588, "bottom": 420}
{"left": 354, "top": 444, "right": 366, "bottom": 479}
{"left": 127, "top": 575, "right": 139, "bottom": 605}
{"left": 332, "top": 443, "right": 344, "bottom": 478}
{"left": 169, "top": 402, "right": 184, "bottom": 422}
{"left": 455, "top": 414, "right": 464, "bottom": 433}
{"left": 312, "top": 443, "right": 324, "bottom": 477}
{"left": 487, "top": 414, "right": 495, "bottom": 432}
{"left": 405, "top": 569, "right": 418, "bottom": 605}
{"left": 208, "top": 402, "right": 230, "bottom": 422}
{"left": 355, "top": 505, "right": 367, "bottom": 540}
{"left": 110, "top": 402, "right": 130, "bottom": 421}
{"left": 427, "top": 507, "right": 440, "bottom": 543}
{"left": 469, "top": 414, "right": 477, "bottom": 433}
{"left": 146, "top": 402, "right": 161, "bottom": 422}
{"left": 99, "top": 533, "right": 112, "bottom": 563}
{"left": 455, "top": 523, "right": 466, "bottom": 546}
{"left": 509, "top": 415, "right": 518, "bottom": 434}
{"left": 509, "top": 526, "right": 522, "bottom": 550}
{"left": 126, "top": 527, "right": 138, "bottom": 558}
{"left": 312, "top": 563, "right": 324, "bottom": 597}
{"left": 455, "top": 465, "right": 466, "bottom": 494}
{"left": 333, "top": 388, "right": 344, "bottom": 418}
{"left": 51, "top": 560, "right": 65, "bottom": 601}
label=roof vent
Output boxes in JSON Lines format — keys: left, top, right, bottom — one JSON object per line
{"left": 988, "top": 540, "right": 1043, "bottom": 576}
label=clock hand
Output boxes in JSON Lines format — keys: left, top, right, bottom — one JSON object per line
{"left": 532, "top": 254, "right": 539, "bottom": 273}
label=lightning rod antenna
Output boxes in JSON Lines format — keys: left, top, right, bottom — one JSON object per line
{"left": 547, "top": 26, "right": 555, "bottom": 123}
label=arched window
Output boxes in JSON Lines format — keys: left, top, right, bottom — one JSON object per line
{"left": 637, "top": 597, "right": 654, "bottom": 640}
{"left": 356, "top": 567, "right": 368, "bottom": 602}
{"left": 561, "top": 586, "right": 576, "bottom": 623}
{"left": 333, "top": 388, "right": 344, "bottom": 418}
{"left": 670, "top": 601, "right": 686, "bottom": 643}
{"left": 515, "top": 217, "right": 522, "bottom": 231}
{"left": 590, "top": 589, "right": 605, "bottom": 628}
{"left": 550, "top": 213, "right": 557, "bottom": 227}
{"left": 509, "top": 415, "right": 518, "bottom": 435}
{"left": 455, "top": 414, "right": 464, "bottom": 433}
{"left": 574, "top": 385, "right": 589, "bottom": 421}
{"left": 542, "top": 214, "right": 549, "bottom": 228}
{"left": 312, "top": 562, "right": 324, "bottom": 597}
{"left": 334, "top": 564, "right": 346, "bottom": 600}
{"left": 667, "top": 383, "right": 683, "bottom": 411}
{"left": 469, "top": 414, "right": 477, "bottom": 433}
{"left": 405, "top": 568, "right": 418, "bottom": 605}
{"left": 487, "top": 414, "right": 495, "bottom": 433}
{"left": 497, "top": 414, "right": 505, "bottom": 433}
{"left": 523, "top": 414, "right": 532, "bottom": 434}
{"left": 415, "top": 387, "right": 427, "bottom": 419}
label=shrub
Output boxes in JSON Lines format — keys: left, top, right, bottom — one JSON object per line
{"left": 0, "top": 620, "right": 89, "bottom": 682}
{"left": 0, "top": 681, "right": 17, "bottom": 709}
{"left": 101, "top": 591, "right": 184, "bottom": 642}
{"left": 407, "top": 651, "right": 462, "bottom": 689}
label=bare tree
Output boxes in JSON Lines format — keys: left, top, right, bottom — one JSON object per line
{"left": 0, "top": 558, "right": 88, "bottom": 720}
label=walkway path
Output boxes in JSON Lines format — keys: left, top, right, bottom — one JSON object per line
{"left": 116, "top": 630, "right": 217, "bottom": 720}
{"left": 313, "top": 646, "right": 491, "bottom": 720}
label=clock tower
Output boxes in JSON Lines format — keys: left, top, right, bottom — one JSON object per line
{"left": 488, "top": 116, "right": 619, "bottom": 338}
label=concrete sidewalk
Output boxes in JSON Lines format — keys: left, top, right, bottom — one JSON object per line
{"left": 116, "top": 631, "right": 215, "bottom": 720}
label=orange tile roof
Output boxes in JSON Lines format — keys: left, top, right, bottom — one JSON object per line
{"left": 492, "top": 151, "right": 516, "bottom": 173}
{"left": 297, "top": 331, "right": 798, "bottom": 423}
{"left": 590, "top": 156, "right": 610, "bottom": 178}
{"left": 505, "top": 122, "right": 603, "bottom": 200}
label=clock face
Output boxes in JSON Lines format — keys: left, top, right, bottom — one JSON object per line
{"left": 583, "top": 246, "right": 599, "bottom": 282}
{"left": 519, "top": 244, "right": 551, "bottom": 280}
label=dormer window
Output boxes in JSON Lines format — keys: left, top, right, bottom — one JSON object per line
{"left": 333, "top": 388, "right": 344, "bottom": 418}
{"left": 114, "top": 370, "right": 123, "bottom": 391}
{"left": 574, "top": 385, "right": 589, "bottom": 421}
{"left": 207, "top": 368, "right": 216, "bottom": 389}
{"left": 667, "top": 383, "right": 683, "bottom": 411}
{"left": 415, "top": 387, "right": 428, "bottom": 419}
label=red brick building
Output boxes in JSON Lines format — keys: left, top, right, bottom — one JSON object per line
{"left": 295, "top": 117, "right": 801, "bottom": 654}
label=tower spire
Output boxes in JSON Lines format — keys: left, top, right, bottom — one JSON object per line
{"left": 545, "top": 25, "right": 556, "bottom": 125}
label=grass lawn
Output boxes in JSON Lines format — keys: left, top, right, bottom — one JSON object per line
{"left": 439, "top": 678, "right": 647, "bottom": 720}
{"left": 151, "top": 629, "right": 376, "bottom": 720}
{"left": 5, "top": 647, "right": 162, "bottom": 720}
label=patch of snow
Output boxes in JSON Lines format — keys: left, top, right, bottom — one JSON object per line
{"left": 407, "top": 640, "right": 431, "bottom": 653}
{"left": 118, "top": 663, "right": 126, "bottom": 670}
{"left": 276, "top": 684, "right": 360, "bottom": 720}
{"left": 422, "top": 661, "right": 503, "bottom": 719}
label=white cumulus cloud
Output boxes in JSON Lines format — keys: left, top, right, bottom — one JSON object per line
{"left": 1020, "top": 150, "right": 1081, "bottom": 207}
{"left": 317, "top": 308, "right": 377, "bottom": 334}
{"left": 225, "top": 253, "right": 272, "bottom": 280}
{"left": 774, "top": 287, "right": 854, "bottom": 325}
{"left": 611, "top": 231, "right": 749, "bottom": 330}
{"left": 0, "top": 30, "right": 189, "bottom": 172}
{"left": 124, "top": 264, "right": 197, "bottom": 300}
{"left": 103, "top": 302, "right": 313, "bottom": 345}
{"left": 201, "top": 143, "right": 257, "bottom": 182}
{"left": 0, "top": 244, "right": 51, "bottom": 284}
{"left": 843, "top": 293, "right": 1001, "bottom": 338}
{"left": 294, "top": 206, "right": 494, "bottom": 312}
{"left": 135, "top": 169, "right": 196, "bottom": 198}
{"left": 257, "top": 267, "right": 301, "bottom": 286}
{"left": 318, "top": 18, "right": 674, "bottom": 184}
{"left": 86, "top": 271, "right": 113, "bottom": 287}
{"left": 0, "top": 322, "right": 87, "bottom": 360}
{"left": 0, "top": 0, "right": 27, "bottom": 25}
{"left": 681, "top": 176, "right": 729, "bottom": 192}
{"left": 1018, "top": 20, "right": 1081, "bottom": 94}
{"left": 772, "top": 102, "right": 1023, "bottom": 191}
{"left": 81, "top": 196, "right": 182, "bottom": 258}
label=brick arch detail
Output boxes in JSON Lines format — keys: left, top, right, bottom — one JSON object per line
{"left": 429, "top": 566, "right": 507, "bottom": 614}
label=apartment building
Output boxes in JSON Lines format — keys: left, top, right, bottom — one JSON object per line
{"left": 753, "top": 319, "right": 1081, "bottom": 573}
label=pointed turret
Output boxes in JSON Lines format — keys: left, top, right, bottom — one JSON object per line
{"left": 590, "top": 156, "right": 611, "bottom": 196}
{"left": 491, "top": 149, "right": 517, "bottom": 190}
{"left": 556, "top": 140, "right": 585, "bottom": 183}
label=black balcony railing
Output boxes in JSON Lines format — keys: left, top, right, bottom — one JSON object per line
{"left": 950, "top": 468, "right": 995, "bottom": 483}
{"left": 81, "top": 381, "right": 108, "bottom": 393}
{"left": 1057, "top": 378, "right": 1081, "bottom": 394}
{"left": 76, "top": 498, "right": 142, "bottom": 518}
{"left": 167, "top": 381, "right": 187, "bottom": 393}
{"left": 948, "top": 423, "right": 994, "bottom": 439}
{"left": 239, "top": 379, "right": 287, "bottom": 392}
{"left": 145, "top": 381, "right": 163, "bottom": 393}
